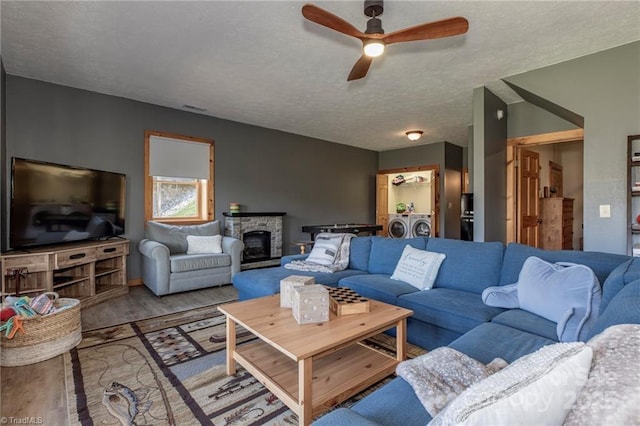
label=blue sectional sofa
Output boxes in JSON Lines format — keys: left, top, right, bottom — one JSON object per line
{"left": 232, "top": 236, "right": 640, "bottom": 424}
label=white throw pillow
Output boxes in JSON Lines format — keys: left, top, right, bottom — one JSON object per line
{"left": 186, "top": 234, "right": 223, "bottom": 254}
{"left": 429, "top": 342, "right": 593, "bottom": 426}
{"left": 306, "top": 234, "right": 344, "bottom": 265}
{"left": 390, "top": 245, "right": 446, "bottom": 290}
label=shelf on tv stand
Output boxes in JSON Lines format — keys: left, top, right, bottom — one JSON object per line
{"left": 1, "top": 239, "right": 130, "bottom": 308}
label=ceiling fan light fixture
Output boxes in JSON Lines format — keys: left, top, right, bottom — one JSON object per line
{"left": 406, "top": 130, "right": 424, "bottom": 141}
{"left": 363, "top": 39, "right": 385, "bottom": 57}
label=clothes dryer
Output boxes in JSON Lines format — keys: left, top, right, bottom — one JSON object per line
{"left": 388, "top": 214, "right": 410, "bottom": 238}
{"left": 410, "top": 214, "right": 432, "bottom": 237}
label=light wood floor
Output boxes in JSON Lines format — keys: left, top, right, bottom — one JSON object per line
{"left": 0, "top": 284, "right": 238, "bottom": 425}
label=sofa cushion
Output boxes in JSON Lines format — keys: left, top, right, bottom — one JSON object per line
{"left": 233, "top": 267, "right": 366, "bottom": 300}
{"left": 516, "top": 256, "right": 601, "bottom": 342}
{"left": 491, "top": 309, "right": 558, "bottom": 341}
{"left": 146, "top": 220, "right": 221, "bottom": 254}
{"left": 588, "top": 278, "right": 640, "bottom": 338}
{"left": 186, "top": 234, "right": 223, "bottom": 254}
{"left": 350, "top": 377, "right": 432, "bottom": 426}
{"left": 397, "top": 289, "right": 504, "bottom": 335}
{"left": 499, "top": 243, "right": 628, "bottom": 286}
{"left": 449, "top": 322, "right": 557, "bottom": 364}
{"left": 390, "top": 245, "right": 446, "bottom": 290}
{"left": 339, "top": 274, "right": 418, "bottom": 306}
{"left": 348, "top": 236, "right": 372, "bottom": 271}
{"left": 170, "top": 253, "right": 230, "bottom": 273}
{"left": 425, "top": 239, "right": 504, "bottom": 294}
{"left": 599, "top": 257, "right": 640, "bottom": 313}
{"left": 430, "top": 343, "right": 592, "bottom": 426}
{"left": 312, "top": 408, "right": 381, "bottom": 426}
{"left": 564, "top": 324, "right": 640, "bottom": 426}
{"left": 368, "top": 237, "right": 426, "bottom": 275}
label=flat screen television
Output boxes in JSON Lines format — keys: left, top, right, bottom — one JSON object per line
{"left": 10, "top": 157, "right": 126, "bottom": 249}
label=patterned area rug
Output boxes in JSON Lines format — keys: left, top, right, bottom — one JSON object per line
{"left": 65, "top": 300, "right": 426, "bottom": 425}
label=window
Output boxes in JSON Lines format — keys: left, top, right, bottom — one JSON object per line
{"left": 144, "top": 131, "right": 214, "bottom": 224}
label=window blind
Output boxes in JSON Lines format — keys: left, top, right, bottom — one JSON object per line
{"left": 149, "top": 135, "right": 210, "bottom": 180}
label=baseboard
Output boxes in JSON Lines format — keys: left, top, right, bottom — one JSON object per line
{"left": 128, "top": 278, "right": 144, "bottom": 286}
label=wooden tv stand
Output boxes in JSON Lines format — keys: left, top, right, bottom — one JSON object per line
{"left": 1, "top": 239, "right": 129, "bottom": 309}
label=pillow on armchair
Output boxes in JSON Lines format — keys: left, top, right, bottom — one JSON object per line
{"left": 146, "top": 220, "right": 221, "bottom": 254}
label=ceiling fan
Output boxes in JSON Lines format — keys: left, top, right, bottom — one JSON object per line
{"left": 302, "top": 0, "right": 469, "bottom": 81}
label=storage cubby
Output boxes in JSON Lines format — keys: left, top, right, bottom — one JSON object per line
{"left": 1, "top": 240, "right": 129, "bottom": 308}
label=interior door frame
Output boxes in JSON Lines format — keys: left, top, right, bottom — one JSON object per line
{"left": 506, "top": 128, "right": 584, "bottom": 243}
{"left": 377, "top": 165, "right": 440, "bottom": 237}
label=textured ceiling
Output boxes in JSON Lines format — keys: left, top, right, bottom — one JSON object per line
{"left": 2, "top": 1, "right": 639, "bottom": 151}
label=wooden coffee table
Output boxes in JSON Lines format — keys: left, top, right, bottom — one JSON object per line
{"left": 218, "top": 294, "right": 412, "bottom": 425}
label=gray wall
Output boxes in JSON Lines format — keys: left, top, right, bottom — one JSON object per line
{"left": 4, "top": 76, "right": 379, "bottom": 279}
{"left": 379, "top": 141, "right": 463, "bottom": 238}
{"left": 472, "top": 87, "right": 507, "bottom": 243}
{"left": 508, "top": 101, "right": 579, "bottom": 138}
{"left": 505, "top": 41, "right": 640, "bottom": 254}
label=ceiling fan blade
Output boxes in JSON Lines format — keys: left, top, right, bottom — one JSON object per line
{"left": 302, "top": 4, "right": 365, "bottom": 40}
{"left": 347, "top": 55, "right": 373, "bottom": 81}
{"left": 383, "top": 17, "right": 469, "bottom": 45}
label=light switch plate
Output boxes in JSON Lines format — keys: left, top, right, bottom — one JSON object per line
{"left": 599, "top": 204, "right": 611, "bottom": 218}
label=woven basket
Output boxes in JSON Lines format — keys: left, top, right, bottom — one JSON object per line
{"left": 1, "top": 294, "right": 82, "bottom": 367}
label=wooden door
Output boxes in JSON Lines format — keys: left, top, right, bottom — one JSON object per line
{"left": 376, "top": 174, "right": 389, "bottom": 236}
{"left": 518, "top": 148, "right": 541, "bottom": 247}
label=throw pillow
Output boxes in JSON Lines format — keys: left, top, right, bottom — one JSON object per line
{"left": 396, "top": 347, "right": 507, "bottom": 417}
{"left": 186, "top": 234, "right": 223, "bottom": 254}
{"left": 306, "top": 233, "right": 344, "bottom": 265}
{"left": 482, "top": 283, "right": 519, "bottom": 309}
{"left": 517, "top": 256, "right": 601, "bottom": 342}
{"left": 390, "top": 245, "right": 446, "bottom": 290}
{"left": 429, "top": 342, "right": 593, "bottom": 426}
{"left": 564, "top": 324, "right": 640, "bottom": 425}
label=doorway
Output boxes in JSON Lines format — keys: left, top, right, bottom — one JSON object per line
{"left": 506, "top": 129, "right": 584, "bottom": 249}
{"left": 376, "top": 165, "right": 440, "bottom": 237}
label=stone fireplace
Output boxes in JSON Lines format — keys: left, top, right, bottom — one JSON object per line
{"left": 223, "top": 212, "right": 286, "bottom": 269}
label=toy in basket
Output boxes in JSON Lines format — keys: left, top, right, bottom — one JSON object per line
{"left": 0, "top": 292, "right": 81, "bottom": 367}
{"left": 327, "top": 287, "right": 370, "bottom": 316}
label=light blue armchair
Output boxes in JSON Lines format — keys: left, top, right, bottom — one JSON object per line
{"left": 138, "top": 220, "right": 244, "bottom": 296}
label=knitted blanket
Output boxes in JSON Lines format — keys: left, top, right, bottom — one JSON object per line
{"left": 396, "top": 347, "right": 507, "bottom": 417}
{"left": 284, "top": 233, "right": 355, "bottom": 273}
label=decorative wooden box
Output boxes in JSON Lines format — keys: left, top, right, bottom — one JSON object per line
{"left": 327, "top": 287, "right": 370, "bottom": 316}
{"left": 280, "top": 275, "right": 315, "bottom": 308}
{"left": 292, "top": 285, "right": 329, "bottom": 325}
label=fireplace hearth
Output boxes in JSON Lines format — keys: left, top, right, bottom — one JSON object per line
{"left": 223, "top": 212, "right": 286, "bottom": 270}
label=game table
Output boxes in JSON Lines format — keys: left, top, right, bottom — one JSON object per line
{"left": 301, "top": 223, "right": 382, "bottom": 241}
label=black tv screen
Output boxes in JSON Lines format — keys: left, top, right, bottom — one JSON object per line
{"left": 10, "top": 158, "right": 126, "bottom": 249}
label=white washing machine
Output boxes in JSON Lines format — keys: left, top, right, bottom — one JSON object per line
{"left": 410, "top": 214, "right": 432, "bottom": 237}
{"left": 388, "top": 214, "right": 410, "bottom": 238}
